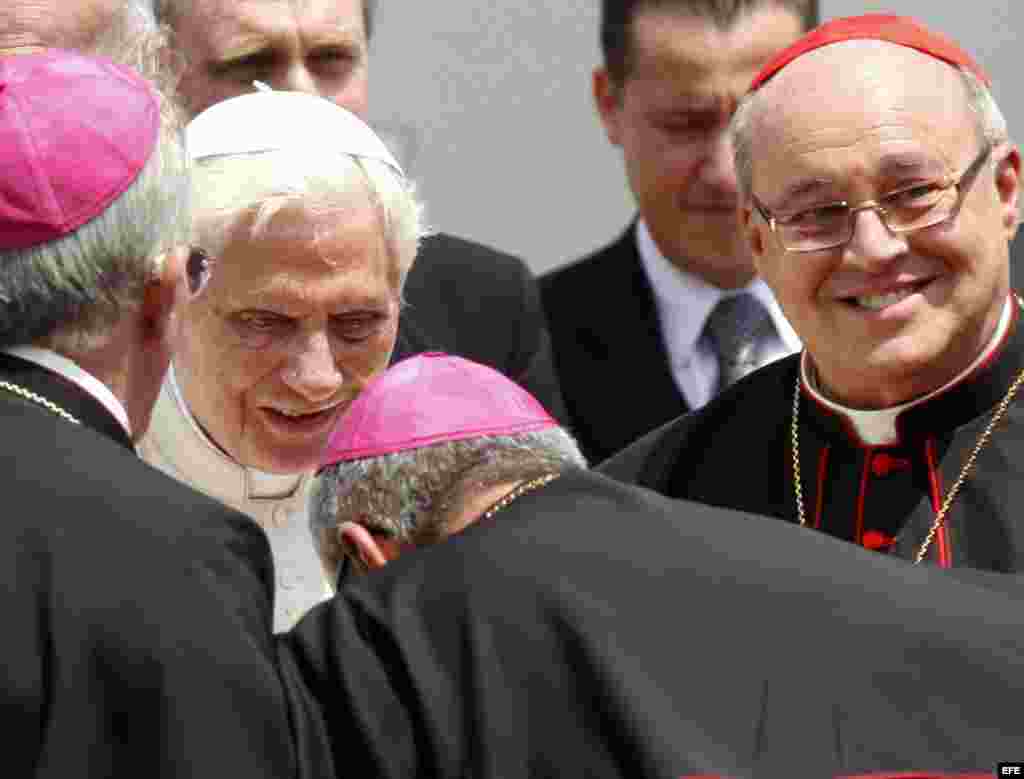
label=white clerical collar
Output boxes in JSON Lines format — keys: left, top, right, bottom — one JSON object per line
{"left": 2, "top": 345, "right": 132, "bottom": 437}
{"left": 168, "top": 363, "right": 303, "bottom": 500}
{"left": 801, "top": 294, "right": 1015, "bottom": 446}
{"left": 635, "top": 218, "right": 801, "bottom": 355}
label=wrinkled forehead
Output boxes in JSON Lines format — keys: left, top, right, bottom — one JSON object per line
{"left": 244, "top": 194, "right": 381, "bottom": 248}
{"left": 750, "top": 40, "right": 977, "bottom": 161}
{"left": 187, "top": 0, "right": 360, "bottom": 27}
{"left": 200, "top": 188, "right": 383, "bottom": 266}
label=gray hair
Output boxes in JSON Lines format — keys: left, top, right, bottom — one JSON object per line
{"left": 731, "top": 64, "right": 1010, "bottom": 199}
{"left": 310, "top": 428, "right": 586, "bottom": 561}
{"left": 191, "top": 149, "right": 424, "bottom": 292}
{"left": 0, "top": 88, "right": 190, "bottom": 352}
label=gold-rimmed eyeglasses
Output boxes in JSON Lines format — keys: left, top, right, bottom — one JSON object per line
{"left": 751, "top": 144, "right": 992, "bottom": 253}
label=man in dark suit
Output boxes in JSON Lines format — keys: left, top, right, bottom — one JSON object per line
{"left": 392, "top": 231, "right": 564, "bottom": 416}
{"left": 152, "top": 0, "right": 567, "bottom": 423}
{"left": 541, "top": 0, "right": 816, "bottom": 463}
{"left": 0, "top": 50, "right": 298, "bottom": 777}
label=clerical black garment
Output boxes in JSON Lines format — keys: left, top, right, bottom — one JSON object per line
{"left": 280, "top": 468, "right": 1024, "bottom": 778}
{"left": 601, "top": 293, "right": 1024, "bottom": 571}
{"left": 0, "top": 353, "right": 302, "bottom": 778}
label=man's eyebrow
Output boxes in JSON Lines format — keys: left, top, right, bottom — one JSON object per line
{"left": 209, "top": 37, "right": 274, "bottom": 69}
{"left": 304, "top": 27, "right": 364, "bottom": 47}
{"left": 774, "top": 177, "right": 835, "bottom": 207}
{"left": 770, "top": 153, "right": 950, "bottom": 206}
{"left": 876, "top": 152, "right": 946, "bottom": 177}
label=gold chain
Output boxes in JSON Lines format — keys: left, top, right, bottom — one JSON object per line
{"left": 791, "top": 365, "right": 1024, "bottom": 564}
{"left": 482, "top": 473, "right": 560, "bottom": 520}
{"left": 0, "top": 379, "right": 81, "bottom": 425}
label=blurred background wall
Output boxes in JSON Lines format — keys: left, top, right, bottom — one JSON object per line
{"left": 368, "top": 1, "right": 1022, "bottom": 274}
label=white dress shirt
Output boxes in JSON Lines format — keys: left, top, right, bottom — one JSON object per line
{"left": 636, "top": 219, "right": 801, "bottom": 409}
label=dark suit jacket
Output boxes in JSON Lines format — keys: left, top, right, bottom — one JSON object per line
{"left": 0, "top": 353, "right": 315, "bottom": 778}
{"left": 282, "top": 468, "right": 1024, "bottom": 777}
{"left": 540, "top": 224, "right": 687, "bottom": 463}
{"left": 395, "top": 232, "right": 567, "bottom": 423}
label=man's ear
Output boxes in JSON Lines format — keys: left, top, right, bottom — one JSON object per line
{"left": 741, "top": 203, "right": 769, "bottom": 270}
{"left": 338, "top": 522, "right": 395, "bottom": 571}
{"left": 593, "top": 67, "right": 624, "bottom": 147}
{"left": 993, "top": 143, "right": 1021, "bottom": 242}
{"left": 141, "top": 244, "right": 189, "bottom": 345}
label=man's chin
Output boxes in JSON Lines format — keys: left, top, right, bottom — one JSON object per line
{"left": 668, "top": 234, "right": 756, "bottom": 287}
{"left": 240, "top": 447, "right": 324, "bottom": 476}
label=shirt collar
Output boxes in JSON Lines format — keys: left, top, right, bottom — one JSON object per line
{"left": 1, "top": 345, "right": 132, "bottom": 437}
{"left": 168, "top": 363, "right": 304, "bottom": 500}
{"left": 635, "top": 218, "right": 800, "bottom": 353}
{"left": 801, "top": 294, "right": 1015, "bottom": 446}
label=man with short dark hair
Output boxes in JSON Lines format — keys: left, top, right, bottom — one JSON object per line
{"left": 603, "top": 14, "right": 1024, "bottom": 572}
{"left": 542, "top": 0, "right": 814, "bottom": 463}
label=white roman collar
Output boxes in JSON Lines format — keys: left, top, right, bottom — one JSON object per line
{"left": 801, "top": 295, "right": 1014, "bottom": 446}
{"left": 167, "top": 363, "right": 305, "bottom": 503}
{"left": 2, "top": 345, "right": 131, "bottom": 436}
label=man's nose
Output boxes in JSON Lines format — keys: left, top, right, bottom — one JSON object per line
{"left": 697, "top": 131, "right": 739, "bottom": 196}
{"left": 277, "top": 62, "right": 318, "bottom": 95}
{"left": 844, "top": 207, "right": 908, "bottom": 269}
{"left": 281, "top": 331, "right": 344, "bottom": 402}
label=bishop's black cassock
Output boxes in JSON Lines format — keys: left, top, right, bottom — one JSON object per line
{"left": 285, "top": 467, "right": 1024, "bottom": 777}
{"left": 602, "top": 293, "right": 1024, "bottom": 572}
{"left": 0, "top": 352, "right": 300, "bottom": 778}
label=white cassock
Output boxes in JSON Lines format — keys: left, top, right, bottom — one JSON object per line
{"left": 137, "top": 366, "right": 333, "bottom": 631}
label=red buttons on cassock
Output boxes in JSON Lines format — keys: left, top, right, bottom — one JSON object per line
{"left": 862, "top": 529, "right": 897, "bottom": 551}
{"left": 872, "top": 452, "right": 911, "bottom": 477}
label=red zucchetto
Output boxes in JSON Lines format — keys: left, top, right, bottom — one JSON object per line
{"left": 749, "top": 13, "right": 990, "bottom": 93}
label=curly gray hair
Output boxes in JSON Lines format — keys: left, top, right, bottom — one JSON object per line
{"left": 310, "top": 428, "right": 586, "bottom": 571}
